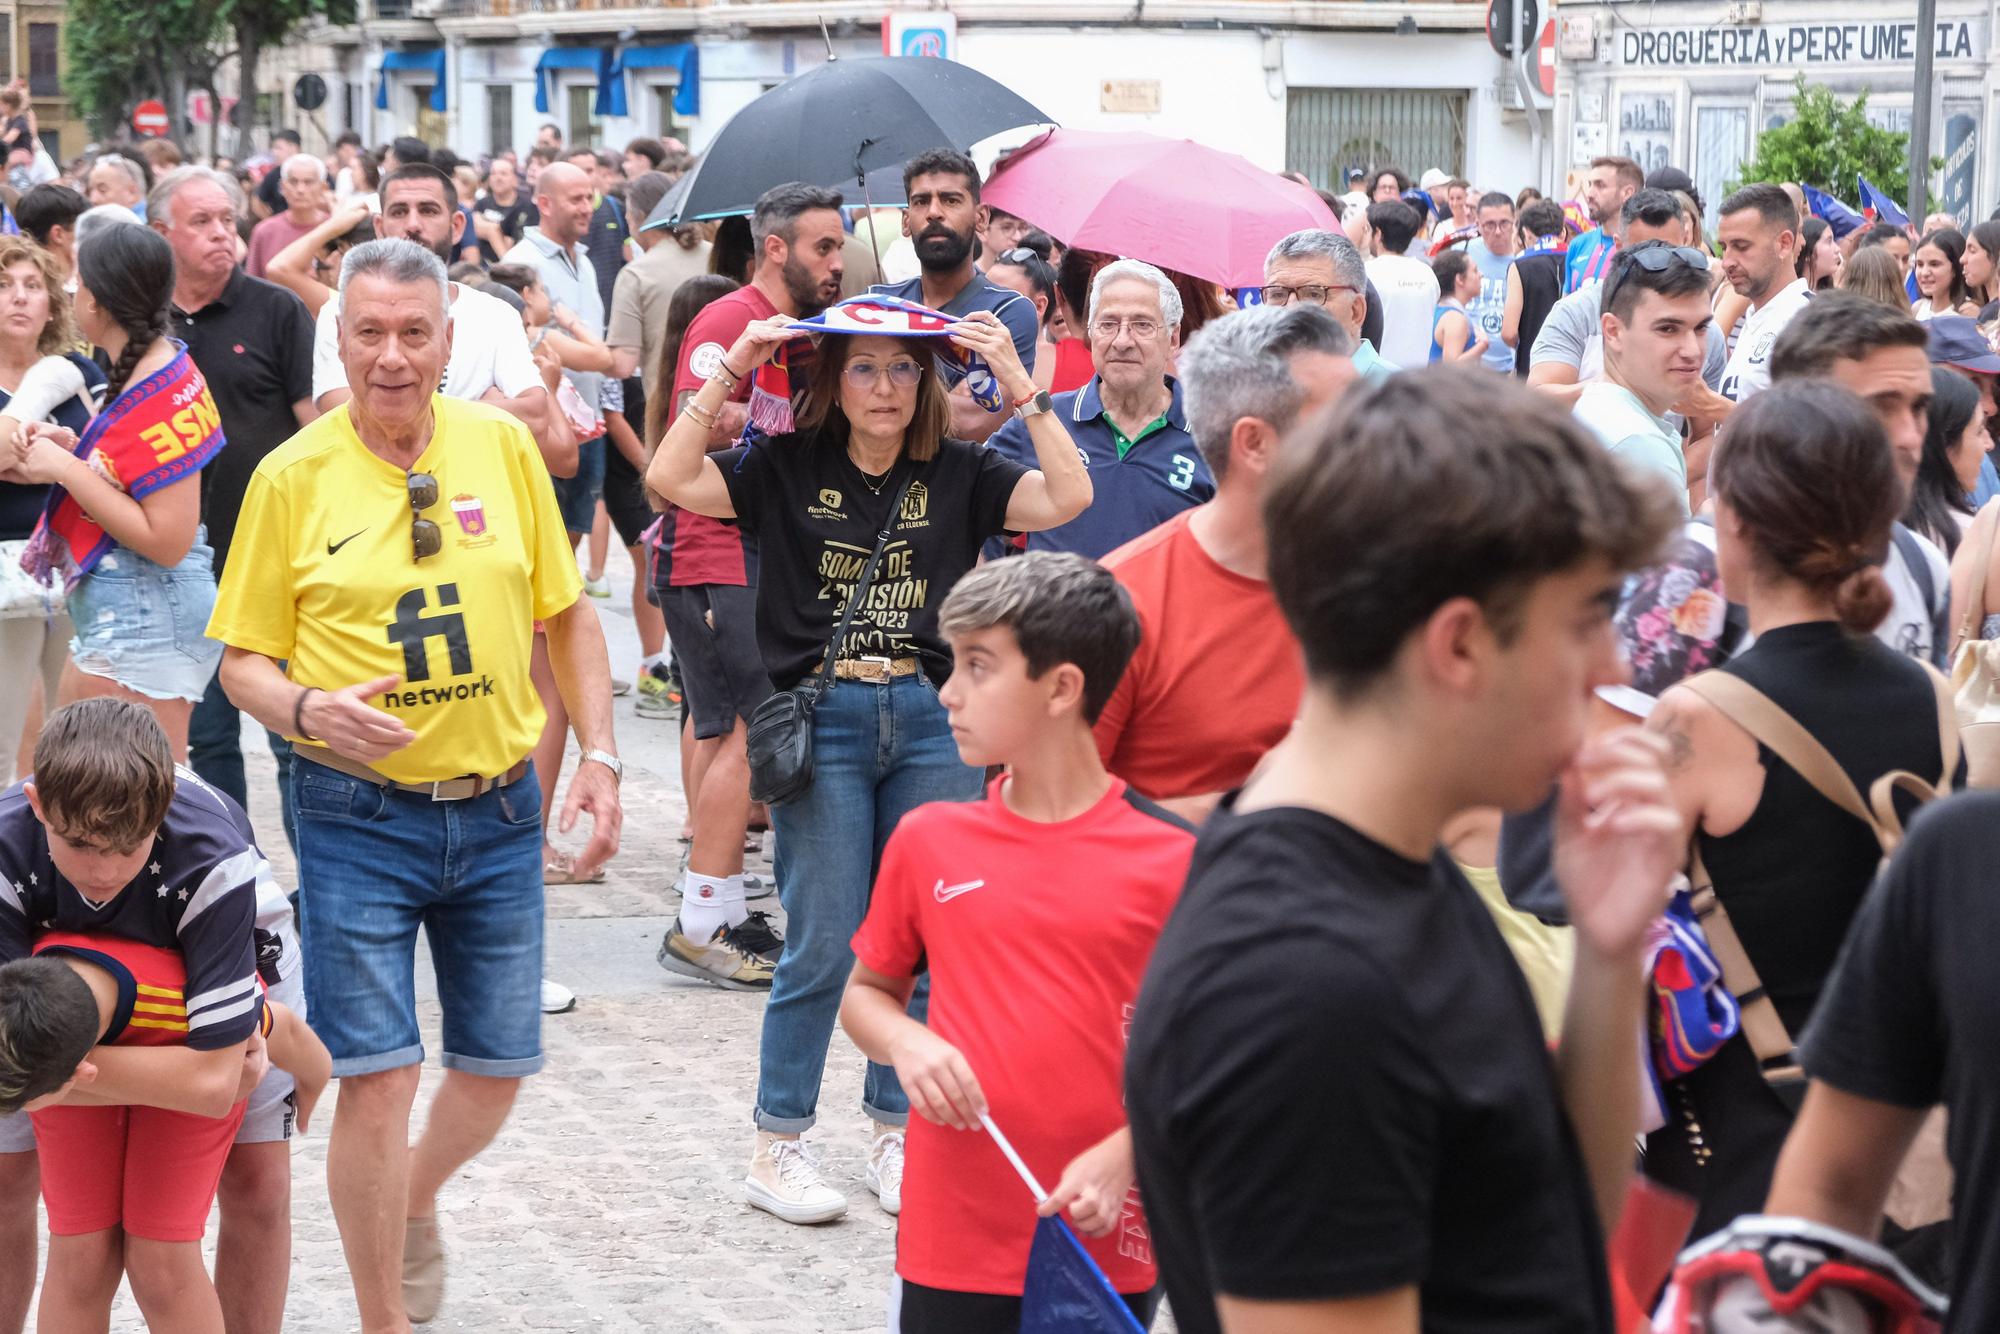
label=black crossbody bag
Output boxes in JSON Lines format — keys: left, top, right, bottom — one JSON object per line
{"left": 746, "top": 473, "right": 915, "bottom": 805}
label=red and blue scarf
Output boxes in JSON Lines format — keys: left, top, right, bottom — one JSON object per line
{"left": 22, "top": 345, "right": 223, "bottom": 591}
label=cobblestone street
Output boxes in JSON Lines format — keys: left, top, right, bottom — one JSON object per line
{"left": 97, "top": 546, "right": 903, "bottom": 1332}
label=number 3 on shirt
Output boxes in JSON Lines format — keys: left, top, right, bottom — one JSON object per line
{"left": 1168, "top": 454, "right": 1196, "bottom": 491}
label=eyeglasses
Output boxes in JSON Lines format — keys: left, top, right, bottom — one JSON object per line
{"left": 1601, "top": 242, "right": 1711, "bottom": 315}
{"left": 843, "top": 360, "right": 924, "bottom": 389}
{"left": 408, "top": 471, "right": 441, "bottom": 561}
{"left": 1089, "top": 317, "right": 1163, "bottom": 340}
{"left": 1257, "top": 283, "right": 1358, "bottom": 308}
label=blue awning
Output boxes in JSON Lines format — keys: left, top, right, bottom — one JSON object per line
{"left": 376, "top": 47, "right": 447, "bottom": 112}
{"left": 534, "top": 48, "right": 618, "bottom": 117}
{"left": 608, "top": 44, "right": 700, "bottom": 119}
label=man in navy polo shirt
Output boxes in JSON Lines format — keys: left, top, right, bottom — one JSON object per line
{"left": 871, "top": 147, "right": 1037, "bottom": 442}
{"left": 987, "top": 258, "right": 1214, "bottom": 559}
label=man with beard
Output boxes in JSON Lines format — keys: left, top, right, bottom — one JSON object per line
{"left": 310, "top": 164, "right": 571, "bottom": 474}
{"left": 651, "top": 182, "right": 846, "bottom": 989}
{"left": 870, "top": 148, "right": 1038, "bottom": 442}
{"left": 1565, "top": 155, "right": 1642, "bottom": 293}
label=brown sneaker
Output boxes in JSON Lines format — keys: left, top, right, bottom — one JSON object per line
{"left": 403, "top": 1215, "right": 445, "bottom": 1324}
{"left": 656, "top": 916, "right": 779, "bottom": 990}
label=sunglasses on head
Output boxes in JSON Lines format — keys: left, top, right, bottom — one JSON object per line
{"left": 407, "top": 471, "right": 441, "bottom": 561}
{"left": 1602, "top": 241, "right": 1710, "bottom": 313}
{"left": 997, "top": 247, "right": 1042, "bottom": 266}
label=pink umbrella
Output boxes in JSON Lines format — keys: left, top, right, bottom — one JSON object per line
{"left": 983, "top": 129, "right": 1339, "bottom": 290}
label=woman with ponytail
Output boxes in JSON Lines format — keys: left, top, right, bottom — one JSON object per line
{"left": 6, "top": 224, "right": 225, "bottom": 756}
{"left": 1640, "top": 381, "right": 1962, "bottom": 1246}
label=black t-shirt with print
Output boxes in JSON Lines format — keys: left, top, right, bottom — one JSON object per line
{"left": 475, "top": 193, "right": 540, "bottom": 266}
{"left": 715, "top": 431, "right": 1026, "bottom": 692}
{"left": 1126, "top": 802, "right": 1613, "bottom": 1334}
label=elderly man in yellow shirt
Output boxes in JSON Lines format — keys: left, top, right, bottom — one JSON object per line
{"left": 208, "top": 237, "right": 621, "bottom": 1334}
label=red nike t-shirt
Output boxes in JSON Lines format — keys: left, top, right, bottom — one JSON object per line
{"left": 1094, "top": 510, "right": 1305, "bottom": 800}
{"left": 850, "top": 775, "right": 1196, "bottom": 1296}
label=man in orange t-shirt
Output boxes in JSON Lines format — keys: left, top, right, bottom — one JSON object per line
{"left": 1095, "top": 304, "right": 1357, "bottom": 821}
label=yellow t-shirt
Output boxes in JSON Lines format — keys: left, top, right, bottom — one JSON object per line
{"left": 1457, "top": 860, "right": 1576, "bottom": 1043}
{"left": 207, "top": 396, "right": 581, "bottom": 784}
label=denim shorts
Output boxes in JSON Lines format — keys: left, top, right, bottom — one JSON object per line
{"left": 550, "top": 437, "right": 606, "bottom": 536}
{"left": 67, "top": 532, "right": 223, "bottom": 704}
{"left": 291, "top": 755, "right": 547, "bottom": 1079}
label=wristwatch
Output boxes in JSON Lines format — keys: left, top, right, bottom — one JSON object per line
{"left": 580, "top": 749, "right": 624, "bottom": 782}
{"left": 1015, "top": 390, "right": 1054, "bottom": 420}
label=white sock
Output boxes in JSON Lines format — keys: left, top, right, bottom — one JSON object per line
{"left": 641, "top": 652, "right": 664, "bottom": 672}
{"left": 681, "top": 870, "right": 746, "bottom": 939}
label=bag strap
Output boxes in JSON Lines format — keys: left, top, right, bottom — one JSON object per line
{"left": 1953, "top": 500, "right": 2000, "bottom": 657}
{"left": 1679, "top": 671, "right": 1878, "bottom": 831}
{"left": 806, "top": 472, "right": 916, "bottom": 699}
{"left": 1687, "top": 848, "right": 1801, "bottom": 1081}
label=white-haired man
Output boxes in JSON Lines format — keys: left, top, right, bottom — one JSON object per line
{"left": 987, "top": 258, "right": 1213, "bottom": 558}
{"left": 210, "top": 238, "right": 622, "bottom": 1332}
{"left": 85, "top": 154, "right": 147, "bottom": 218}
{"left": 1262, "top": 229, "right": 1398, "bottom": 383}
{"left": 245, "top": 152, "right": 331, "bottom": 279}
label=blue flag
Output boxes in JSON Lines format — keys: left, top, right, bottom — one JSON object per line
{"left": 1800, "top": 183, "right": 1865, "bottom": 239}
{"left": 1857, "top": 176, "right": 1910, "bottom": 228}
{"left": 1019, "top": 1216, "right": 1146, "bottom": 1334}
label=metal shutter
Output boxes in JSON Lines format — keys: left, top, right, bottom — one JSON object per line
{"left": 1286, "top": 88, "right": 1468, "bottom": 191}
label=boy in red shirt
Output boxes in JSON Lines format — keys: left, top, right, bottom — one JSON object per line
{"left": 841, "top": 551, "right": 1196, "bottom": 1333}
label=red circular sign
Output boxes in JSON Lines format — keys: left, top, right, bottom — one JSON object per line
{"left": 131, "top": 100, "right": 170, "bottom": 138}
{"left": 1537, "top": 20, "right": 1557, "bottom": 97}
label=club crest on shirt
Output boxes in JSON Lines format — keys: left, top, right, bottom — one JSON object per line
{"left": 898, "top": 481, "right": 928, "bottom": 527}
{"left": 451, "top": 494, "right": 495, "bottom": 548}
{"left": 689, "top": 341, "right": 729, "bottom": 380}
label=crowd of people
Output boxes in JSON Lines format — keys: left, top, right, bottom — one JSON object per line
{"left": 0, "top": 110, "right": 1986, "bottom": 1333}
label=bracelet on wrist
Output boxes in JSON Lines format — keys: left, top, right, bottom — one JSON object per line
{"left": 683, "top": 401, "right": 719, "bottom": 430}
{"left": 720, "top": 358, "right": 749, "bottom": 381}
{"left": 293, "top": 687, "right": 321, "bottom": 742}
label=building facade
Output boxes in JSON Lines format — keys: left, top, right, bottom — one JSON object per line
{"left": 255, "top": 1, "right": 1552, "bottom": 195}
{"left": 0, "top": 0, "right": 80, "bottom": 164}
{"left": 1552, "top": 0, "right": 1993, "bottom": 226}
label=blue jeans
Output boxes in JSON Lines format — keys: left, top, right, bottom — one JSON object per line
{"left": 291, "top": 754, "right": 547, "bottom": 1079}
{"left": 754, "top": 675, "right": 982, "bottom": 1133}
{"left": 189, "top": 666, "right": 297, "bottom": 853}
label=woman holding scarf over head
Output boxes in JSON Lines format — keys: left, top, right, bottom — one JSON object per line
{"left": 648, "top": 296, "right": 1090, "bottom": 1226}
{"left": 7, "top": 224, "right": 224, "bottom": 758}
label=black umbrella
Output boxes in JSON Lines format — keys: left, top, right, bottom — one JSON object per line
{"left": 642, "top": 56, "right": 1051, "bottom": 230}
{"left": 649, "top": 161, "right": 908, "bottom": 231}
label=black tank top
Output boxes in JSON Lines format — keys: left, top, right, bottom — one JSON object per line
{"left": 1696, "top": 621, "right": 1949, "bottom": 1038}
{"left": 1511, "top": 252, "right": 1565, "bottom": 377}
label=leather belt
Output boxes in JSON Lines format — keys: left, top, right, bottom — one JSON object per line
{"left": 301, "top": 748, "right": 530, "bottom": 802}
{"left": 831, "top": 655, "right": 921, "bottom": 683}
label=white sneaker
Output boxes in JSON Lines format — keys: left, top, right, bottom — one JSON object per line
{"left": 866, "top": 1128, "right": 904, "bottom": 1215}
{"left": 744, "top": 1133, "right": 847, "bottom": 1225}
{"left": 582, "top": 574, "right": 612, "bottom": 599}
{"left": 540, "top": 978, "right": 576, "bottom": 1014}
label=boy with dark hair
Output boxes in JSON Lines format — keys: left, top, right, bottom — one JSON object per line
{"left": 840, "top": 551, "right": 1195, "bottom": 1334}
{"left": 0, "top": 698, "right": 327, "bottom": 1331}
{"left": 1126, "top": 368, "right": 1686, "bottom": 1334}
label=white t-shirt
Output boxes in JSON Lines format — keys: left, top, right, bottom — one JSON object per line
{"left": 1718, "top": 277, "right": 1813, "bottom": 403}
{"left": 313, "top": 281, "right": 542, "bottom": 407}
{"left": 1366, "top": 254, "right": 1442, "bottom": 371}
{"left": 1573, "top": 382, "right": 1689, "bottom": 517}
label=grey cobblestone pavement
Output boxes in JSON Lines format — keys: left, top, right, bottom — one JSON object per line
{"left": 94, "top": 545, "right": 906, "bottom": 1332}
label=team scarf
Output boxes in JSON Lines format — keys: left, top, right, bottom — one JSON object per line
{"left": 1639, "top": 886, "right": 1742, "bottom": 1133}
{"left": 22, "top": 345, "right": 223, "bottom": 591}
{"left": 745, "top": 294, "right": 1005, "bottom": 437}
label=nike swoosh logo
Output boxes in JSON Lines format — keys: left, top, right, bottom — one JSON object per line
{"left": 326, "top": 529, "right": 368, "bottom": 555}
{"left": 932, "top": 878, "right": 985, "bottom": 903}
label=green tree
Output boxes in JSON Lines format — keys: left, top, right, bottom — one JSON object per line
{"left": 221, "top": 0, "right": 328, "bottom": 156}
{"left": 65, "top": 0, "right": 228, "bottom": 149}
{"left": 1733, "top": 74, "right": 1940, "bottom": 207}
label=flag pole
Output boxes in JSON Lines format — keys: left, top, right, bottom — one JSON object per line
{"left": 980, "top": 1112, "right": 1051, "bottom": 1204}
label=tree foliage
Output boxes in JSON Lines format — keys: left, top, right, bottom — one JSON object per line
{"left": 1734, "top": 74, "right": 1940, "bottom": 207}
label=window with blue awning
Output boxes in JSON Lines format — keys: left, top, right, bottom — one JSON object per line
{"left": 376, "top": 47, "right": 448, "bottom": 112}
{"left": 606, "top": 44, "right": 701, "bottom": 119}
{"left": 534, "top": 48, "right": 620, "bottom": 117}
